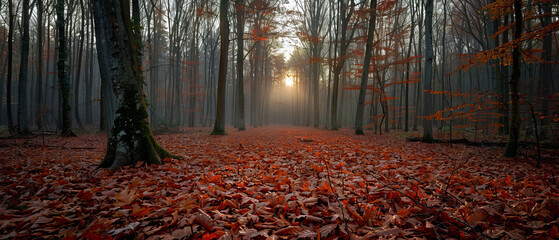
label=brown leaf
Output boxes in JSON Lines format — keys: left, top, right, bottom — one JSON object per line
{"left": 319, "top": 224, "right": 338, "bottom": 238}
{"left": 506, "top": 229, "right": 526, "bottom": 240}
{"left": 345, "top": 205, "right": 365, "bottom": 226}
{"left": 425, "top": 221, "right": 434, "bottom": 229}
{"left": 297, "top": 230, "right": 317, "bottom": 239}
{"left": 273, "top": 226, "right": 303, "bottom": 236}
{"left": 293, "top": 215, "right": 324, "bottom": 224}
{"left": 114, "top": 189, "right": 138, "bottom": 206}
{"left": 240, "top": 228, "right": 270, "bottom": 239}
{"left": 265, "top": 235, "right": 279, "bottom": 240}
{"left": 466, "top": 212, "right": 486, "bottom": 227}
{"left": 375, "top": 227, "right": 402, "bottom": 236}
{"left": 194, "top": 208, "right": 214, "bottom": 232}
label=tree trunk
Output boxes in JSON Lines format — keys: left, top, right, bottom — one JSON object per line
{"left": 306, "top": 0, "right": 324, "bottom": 128}
{"left": 331, "top": 0, "right": 356, "bottom": 130}
{"left": 503, "top": 0, "right": 523, "bottom": 157}
{"left": 538, "top": 1, "right": 552, "bottom": 139}
{"left": 0, "top": 45, "right": 6, "bottom": 126}
{"left": 355, "top": 0, "right": 378, "bottom": 135}
{"left": 57, "top": 0, "right": 75, "bottom": 137}
{"left": 17, "top": 0, "right": 31, "bottom": 134}
{"left": 93, "top": 0, "right": 177, "bottom": 168}
{"left": 211, "top": 0, "right": 230, "bottom": 135}
{"left": 36, "top": 0, "right": 44, "bottom": 130}
{"left": 422, "top": 0, "right": 434, "bottom": 143}
{"left": 85, "top": 13, "right": 94, "bottom": 125}
{"left": 236, "top": 3, "right": 246, "bottom": 130}
{"left": 7, "top": 0, "right": 15, "bottom": 132}
{"left": 74, "top": 1, "right": 86, "bottom": 130}
{"left": 404, "top": 8, "right": 415, "bottom": 132}
{"left": 498, "top": 15, "right": 511, "bottom": 135}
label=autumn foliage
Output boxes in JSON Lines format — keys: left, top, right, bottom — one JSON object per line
{"left": 0, "top": 127, "right": 557, "bottom": 239}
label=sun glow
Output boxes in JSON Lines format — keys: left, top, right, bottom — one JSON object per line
{"left": 285, "top": 74, "right": 294, "bottom": 87}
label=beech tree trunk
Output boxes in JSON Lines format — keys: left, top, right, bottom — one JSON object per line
{"left": 92, "top": 0, "right": 177, "bottom": 168}
{"left": 355, "top": 0, "right": 377, "bottom": 135}
{"left": 236, "top": 2, "right": 246, "bottom": 131}
{"left": 211, "top": 0, "right": 230, "bottom": 135}
{"left": 422, "top": 0, "right": 434, "bottom": 143}
{"left": 503, "top": 0, "right": 523, "bottom": 157}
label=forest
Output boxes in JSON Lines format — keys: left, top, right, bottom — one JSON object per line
{"left": 0, "top": 0, "right": 558, "bottom": 239}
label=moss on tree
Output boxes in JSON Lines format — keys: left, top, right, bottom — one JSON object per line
{"left": 93, "top": 0, "right": 178, "bottom": 169}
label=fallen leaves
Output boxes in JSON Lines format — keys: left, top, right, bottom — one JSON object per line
{"left": 0, "top": 127, "right": 557, "bottom": 239}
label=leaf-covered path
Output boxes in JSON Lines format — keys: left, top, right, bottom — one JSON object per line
{"left": 1, "top": 127, "right": 558, "bottom": 239}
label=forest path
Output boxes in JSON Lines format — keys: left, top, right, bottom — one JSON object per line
{"left": 0, "top": 126, "right": 557, "bottom": 239}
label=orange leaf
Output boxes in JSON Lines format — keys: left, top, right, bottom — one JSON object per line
{"left": 317, "top": 181, "right": 334, "bottom": 193}
{"left": 114, "top": 189, "right": 138, "bottom": 206}
{"left": 345, "top": 205, "right": 365, "bottom": 226}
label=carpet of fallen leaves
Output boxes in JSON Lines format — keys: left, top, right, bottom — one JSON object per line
{"left": 1, "top": 126, "right": 558, "bottom": 240}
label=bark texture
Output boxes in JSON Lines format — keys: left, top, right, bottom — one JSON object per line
{"left": 236, "top": 3, "right": 246, "bottom": 131}
{"left": 211, "top": 0, "right": 230, "bottom": 135}
{"left": 93, "top": 0, "right": 177, "bottom": 168}
{"left": 355, "top": 0, "right": 377, "bottom": 135}
{"left": 421, "top": 0, "right": 434, "bottom": 143}
{"left": 56, "top": 0, "right": 75, "bottom": 137}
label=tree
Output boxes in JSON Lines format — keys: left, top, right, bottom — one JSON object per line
{"left": 211, "top": 0, "right": 230, "bottom": 135}
{"left": 6, "top": 0, "right": 15, "bottom": 132}
{"left": 421, "top": 0, "right": 434, "bottom": 143}
{"left": 36, "top": 0, "right": 44, "bottom": 130}
{"left": 330, "top": 0, "right": 358, "bottom": 130}
{"left": 17, "top": 0, "right": 31, "bottom": 134}
{"left": 297, "top": 0, "right": 326, "bottom": 128}
{"left": 92, "top": 0, "right": 178, "bottom": 168}
{"left": 538, "top": 0, "right": 553, "bottom": 139}
{"left": 235, "top": 1, "right": 246, "bottom": 131}
{"left": 73, "top": 0, "right": 86, "bottom": 130}
{"left": 503, "top": 0, "right": 523, "bottom": 157}
{"left": 454, "top": 0, "right": 558, "bottom": 156}
{"left": 355, "top": 0, "right": 378, "bottom": 135}
{"left": 56, "top": 0, "right": 75, "bottom": 137}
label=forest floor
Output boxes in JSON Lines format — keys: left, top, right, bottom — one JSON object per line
{"left": 0, "top": 126, "right": 558, "bottom": 239}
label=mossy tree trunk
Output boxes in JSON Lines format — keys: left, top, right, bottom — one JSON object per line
{"left": 92, "top": 0, "right": 177, "bottom": 168}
